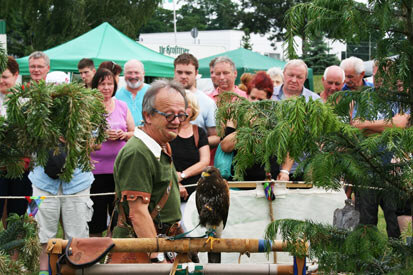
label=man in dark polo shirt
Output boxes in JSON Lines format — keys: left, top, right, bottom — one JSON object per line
{"left": 113, "top": 79, "right": 188, "bottom": 263}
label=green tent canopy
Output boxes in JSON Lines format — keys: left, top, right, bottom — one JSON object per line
{"left": 198, "top": 48, "right": 314, "bottom": 91}
{"left": 16, "top": 22, "right": 174, "bottom": 78}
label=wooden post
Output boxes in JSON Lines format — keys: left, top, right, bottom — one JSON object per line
{"left": 47, "top": 238, "right": 307, "bottom": 275}
{"left": 49, "top": 238, "right": 288, "bottom": 253}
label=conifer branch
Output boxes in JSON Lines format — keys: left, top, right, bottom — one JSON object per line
{"left": 265, "top": 219, "right": 412, "bottom": 273}
{"left": 0, "top": 81, "right": 107, "bottom": 181}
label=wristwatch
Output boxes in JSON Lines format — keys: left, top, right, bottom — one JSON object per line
{"left": 181, "top": 172, "right": 187, "bottom": 179}
{"left": 150, "top": 253, "right": 165, "bottom": 263}
{"left": 280, "top": 169, "right": 290, "bottom": 175}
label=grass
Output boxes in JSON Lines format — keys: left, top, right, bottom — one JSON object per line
{"left": 378, "top": 207, "right": 387, "bottom": 236}
{"left": 313, "top": 74, "right": 323, "bottom": 94}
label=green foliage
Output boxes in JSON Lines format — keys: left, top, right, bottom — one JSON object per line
{"left": 215, "top": 89, "right": 413, "bottom": 272}
{"left": 0, "top": 214, "right": 41, "bottom": 273}
{"left": 280, "top": 0, "right": 413, "bottom": 205}
{"left": 1, "top": 81, "right": 107, "bottom": 181}
{"left": 0, "top": 0, "right": 161, "bottom": 57}
{"left": 241, "top": 29, "right": 253, "bottom": 50}
{"left": 139, "top": 7, "right": 174, "bottom": 33}
{"left": 302, "top": 36, "right": 339, "bottom": 74}
{"left": 178, "top": 0, "right": 240, "bottom": 31}
{"left": 284, "top": 1, "right": 413, "bottom": 98}
{"left": 243, "top": 1, "right": 413, "bottom": 273}
{"left": 142, "top": 0, "right": 241, "bottom": 33}
{"left": 216, "top": 93, "right": 341, "bottom": 180}
{"left": 313, "top": 75, "right": 323, "bottom": 94}
{"left": 239, "top": 0, "right": 310, "bottom": 43}
{"left": 265, "top": 219, "right": 413, "bottom": 274}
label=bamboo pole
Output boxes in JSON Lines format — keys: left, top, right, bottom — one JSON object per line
{"left": 49, "top": 238, "right": 288, "bottom": 253}
{"left": 48, "top": 238, "right": 307, "bottom": 275}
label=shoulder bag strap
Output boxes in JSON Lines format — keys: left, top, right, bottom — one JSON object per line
{"left": 150, "top": 143, "right": 174, "bottom": 220}
{"left": 192, "top": 124, "right": 199, "bottom": 148}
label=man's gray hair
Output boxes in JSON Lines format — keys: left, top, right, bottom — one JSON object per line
{"left": 209, "top": 57, "right": 218, "bottom": 69}
{"left": 267, "top": 67, "right": 284, "bottom": 80}
{"left": 29, "top": 51, "right": 50, "bottom": 66}
{"left": 213, "top": 56, "right": 236, "bottom": 72}
{"left": 124, "top": 59, "right": 145, "bottom": 72}
{"left": 323, "top": 65, "right": 345, "bottom": 82}
{"left": 142, "top": 79, "right": 188, "bottom": 122}
{"left": 340, "top": 56, "right": 365, "bottom": 75}
{"left": 283, "top": 59, "right": 308, "bottom": 74}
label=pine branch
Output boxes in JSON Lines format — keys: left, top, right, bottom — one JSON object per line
{"left": 0, "top": 214, "right": 41, "bottom": 273}
{"left": 265, "top": 219, "right": 412, "bottom": 273}
{"left": 1, "top": 81, "right": 107, "bottom": 181}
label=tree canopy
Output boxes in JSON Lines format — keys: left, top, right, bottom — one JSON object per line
{"left": 141, "top": 0, "right": 241, "bottom": 34}
{"left": 239, "top": 0, "right": 309, "bottom": 41}
{"left": 0, "top": 0, "right": 161, "bottom": 57}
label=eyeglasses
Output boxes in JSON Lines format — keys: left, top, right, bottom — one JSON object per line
{"left": 153, "top": 109, "right": 188, "bottom": 122}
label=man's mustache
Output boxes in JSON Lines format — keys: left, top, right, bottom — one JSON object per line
{"left": 127, "top": 77, "right": 140, "bottom": 81}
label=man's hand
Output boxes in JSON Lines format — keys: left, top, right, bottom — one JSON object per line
{"left": 178, "top": 183, "right": 188, "bottom": 200}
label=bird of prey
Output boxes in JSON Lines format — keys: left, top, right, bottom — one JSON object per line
{"left": 195, "top": 166, "right": 230, "bottom": 263}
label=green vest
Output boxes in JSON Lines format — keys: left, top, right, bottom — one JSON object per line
{"left": 113, "top": 137, "right": 181, "bottom": 237}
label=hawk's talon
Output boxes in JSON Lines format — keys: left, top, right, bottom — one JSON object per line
{"left": 205, "top": 236, "right": 217, "bottom": 250}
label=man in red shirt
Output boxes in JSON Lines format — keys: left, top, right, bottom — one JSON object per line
{"left": 207, "top": 56, "right": 247, "bottom": 103}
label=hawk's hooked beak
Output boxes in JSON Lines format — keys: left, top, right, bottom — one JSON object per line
{"left": 201, "top": 171, "right": 210, "bottom": 178}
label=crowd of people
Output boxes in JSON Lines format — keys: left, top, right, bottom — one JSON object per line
{"left": 0, "top": 50, "right": 411, "bottom": 271}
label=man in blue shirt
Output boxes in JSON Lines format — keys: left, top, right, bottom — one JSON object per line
{"left": 271, "top": 59, "right": 320, "bottom": 102}
{"left": 340, "top": 56, "right": 374, "bottom": 91}
{"left": 116, "top": 59, "right": 150, "bottom": 126}
{"left": 30, "top": 167, "right": 94, "bottom": 274}
{"left": 271, "top": 59, "right": 320, "bottom": 183}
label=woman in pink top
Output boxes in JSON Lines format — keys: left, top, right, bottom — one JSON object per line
{"left": 89, "top": 68, "right": 135, "bottom": 237}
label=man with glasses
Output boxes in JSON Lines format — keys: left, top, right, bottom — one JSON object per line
{"left": 113, "top": 79, "right": 191, "bottom": 263}
{"left": 29, "top": 51, "right": 50, "bottom": 82}
{"left": 116, "top": 59, "right": 150, "bottom": 126}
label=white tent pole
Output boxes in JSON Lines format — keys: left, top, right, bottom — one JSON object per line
{"left": 173, "top": 0, "right": 177, "bottom": 45}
